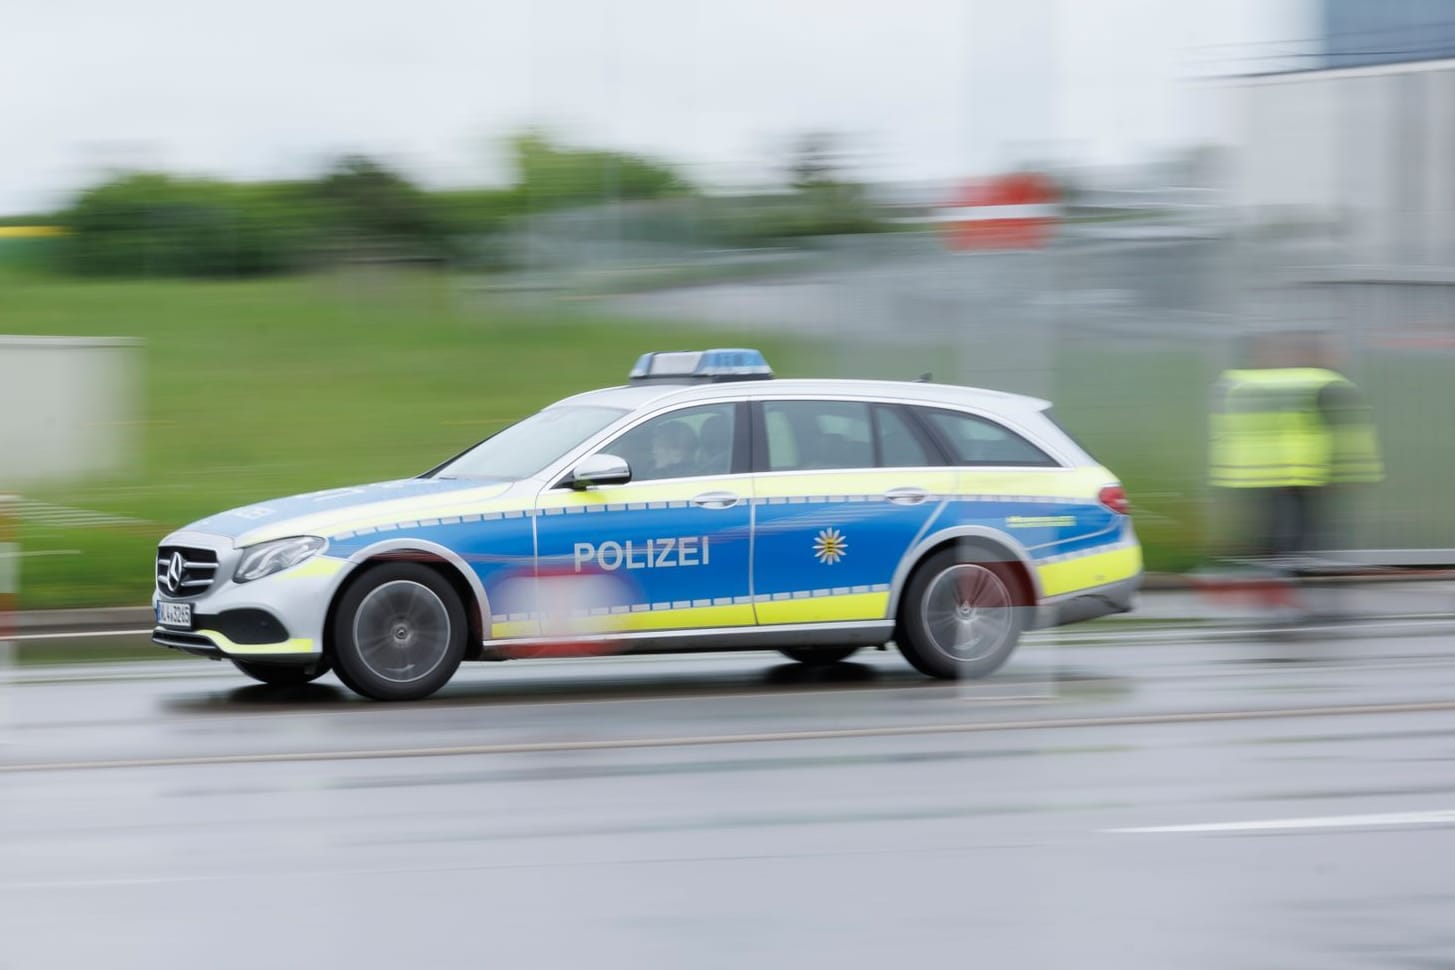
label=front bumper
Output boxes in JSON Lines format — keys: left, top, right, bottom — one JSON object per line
{"left": 151, "top": 531, "right": 351, "bottom": 661}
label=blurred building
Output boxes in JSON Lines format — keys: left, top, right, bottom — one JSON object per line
{"left": 1323, "top": 0, "right": 1455, "bottom": 70}
{"left": 1234, "top": 0, "right": 1455, "bottom": 265}
{"left": 1226, "top": 0, "right": 1455, "bottom": 562}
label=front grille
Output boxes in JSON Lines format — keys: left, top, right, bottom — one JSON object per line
{"left": 156, "top": 545, "right": 220, "bottom": 598}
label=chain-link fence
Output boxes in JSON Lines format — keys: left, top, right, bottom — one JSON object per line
{"left": 506, "top": 204, "right": 1455, "bottom": 567}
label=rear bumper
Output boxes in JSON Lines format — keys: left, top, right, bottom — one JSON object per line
{"left": 1036, "top": 572, "right": 1141, "bottom": 629}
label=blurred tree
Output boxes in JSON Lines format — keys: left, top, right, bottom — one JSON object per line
{"left": 510, "top": 132, "right": 692, "bottom": 209}
{"left": 768, "top": 131, "right": 886, "bottom": 239}
{"left": 308, "top": 156, "right": 445, "bottom": 253}
{"left": 787, "top": 131, "right": 845, "bottom": 191}
{"left": 60, "top": 173, "right": 305, "bottom": 277}
{"left": 46, "top": 131, "right": 900, "bottom": 278}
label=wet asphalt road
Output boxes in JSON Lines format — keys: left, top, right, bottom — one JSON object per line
{"left": 4, "top": 622, "right": 1455, "bottom": 969}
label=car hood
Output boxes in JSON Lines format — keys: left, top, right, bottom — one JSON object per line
{"left": 180, "top": 477, "right": 519, "bottom": 547}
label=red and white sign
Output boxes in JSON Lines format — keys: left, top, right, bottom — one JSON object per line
{"left": 937, "top": 172, "right": 1059, "bottom": 251}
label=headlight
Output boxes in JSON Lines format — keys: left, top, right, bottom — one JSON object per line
{"left": 233, "top": 536, "right": 327, "bottom": 583}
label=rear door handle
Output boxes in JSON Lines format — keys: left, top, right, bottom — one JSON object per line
{"left": 884, "top": 486, "right": 930, "bottom": 506}
{"left": 690, "top": 490, "right": 741, "bottom": 510}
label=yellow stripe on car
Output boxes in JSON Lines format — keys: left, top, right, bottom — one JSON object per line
{"left": 617, "top": 603, "right": 755, "bottom": 631}
{"left": 237, "top": 483, "right": 515, "bottom": 546}
{"left": 1036, "top": 543, "right": 1142, "bottom": 599}
{"left": 755, "top": 592, "right": 889, "bottom": 625}
{"left": 195, "top": 630, "right": 317, "bottom": 655}
{"left": 279, "top": 556, "right": 347, "bottom": 580}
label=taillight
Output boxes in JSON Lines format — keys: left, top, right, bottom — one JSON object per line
{"left": 1098, "top": 484, "right": 1130, "bottom": 516}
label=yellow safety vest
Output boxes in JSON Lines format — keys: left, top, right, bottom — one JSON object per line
{"left": 1209, "top": 368, "right": 1383, "bottom": 488}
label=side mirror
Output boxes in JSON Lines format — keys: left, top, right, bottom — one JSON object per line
{"left": 568, "top": 453, "right": 631, "bottom": 490}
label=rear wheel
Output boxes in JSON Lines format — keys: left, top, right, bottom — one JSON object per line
{"left": 897, "top": 547, "right": 1027, "bottom": 680}
{"left": 330, "top": 563, "right": 467, "bottom": 701}
{"left": 777, "top": 645, "right": 861, "bottom": 666}
{"left": 231, "top": 659, "right": 329, "bottom": 686}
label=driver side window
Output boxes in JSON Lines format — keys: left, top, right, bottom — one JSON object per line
{"left": 602, "top": 404, "right": 738, "bottom": 483}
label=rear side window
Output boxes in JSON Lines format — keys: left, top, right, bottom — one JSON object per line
{"left": 1041, "top": 408, "right": 1095, "bottom": 458}
{"left": 873, "top": 405, "right": 935, "bottom": 467}
{"left": 918, "top": 408, "right": 1058, "bottom": 467}
{"left": 763, "top": 401, "right": 874, "bottom": 471}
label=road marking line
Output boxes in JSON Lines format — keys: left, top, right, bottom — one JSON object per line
{"left": 10, "top": 629, "right": 154, "bottom": 641}
{"left": 5, "top": 699, "right": 1455, "bottom": 775}
{"left": 1108, "top": 810, "right": 1455, "bottom": 835}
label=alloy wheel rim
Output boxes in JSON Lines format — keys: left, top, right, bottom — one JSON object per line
{"left": 921, "top": 563, "right": 1013, "bottom": 663}
{"left": 352, "top": 580, "right": 452, "bottom": 684}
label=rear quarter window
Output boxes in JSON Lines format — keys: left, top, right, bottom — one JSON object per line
{"left": 1040, "top": 408, "right": 1098, "bottom": 462}
{"left": 918, "top": 408, "right": 1059, "bottom": 468}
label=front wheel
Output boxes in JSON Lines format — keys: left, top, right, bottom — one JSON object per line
{"left": 777, "top": 645, "right": 861, "bottom": 666}
{"left": 330, "top": 563, "right": 468, "bottom": 701}
{"left": 232, "top": 658, "right": 330, "bottom": 686}
{"left": 897, "top": 548, "right": 1027, "bottom": 680}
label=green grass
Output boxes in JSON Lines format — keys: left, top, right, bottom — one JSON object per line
{"left": 2, "top": 269, "right": 819, "bottom": 608}
{"left": 1050, "top": 341, "right": 1219, "bottom": 574}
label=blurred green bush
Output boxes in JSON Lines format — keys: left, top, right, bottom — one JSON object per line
{"left": 52, "top": 136, "right": 701, "bottom": 278}
{"left": 61, "top": 174, "right": 311, "bottom": 277}
{"left": 46, "top": 133, "right": 895, "bottom": 279}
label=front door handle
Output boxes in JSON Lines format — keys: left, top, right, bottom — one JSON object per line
{"left": 690, "top": 490, "right": 741, "bottom": 510}
{"left": 883, "top": 486, "right": 930, "bottom": 506}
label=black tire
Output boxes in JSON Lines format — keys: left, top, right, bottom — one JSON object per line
{"left": 896, "top": 546, "right": 1028, "bottom": 680}
{"left": 777, "top": 645, "right": 861, "bottom": 666}
{"left": 231, "top": 658, "right": 330, "bottom": 686}
{"left": 330, "top": 563, "right": 468, "bottom": 701}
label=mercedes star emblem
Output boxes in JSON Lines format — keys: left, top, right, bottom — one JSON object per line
{"left": 165, "top": 551, "right": 184, "bottom": 595}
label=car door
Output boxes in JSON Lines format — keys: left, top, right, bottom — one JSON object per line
{"left": 532, "top": 402, "right": 754, "bottom": 637}
{"left": 750, "top": 398, "right": 957, "bottom": 625}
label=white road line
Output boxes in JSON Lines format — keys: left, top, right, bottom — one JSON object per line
{"left": 9, "top": 629, "right": 153, "bottom": 641}
{"left": 1107, "top": 810, "right": 1455, "bottom": 835}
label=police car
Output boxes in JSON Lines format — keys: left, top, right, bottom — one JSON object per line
{"left": 153, "top": 350, "right": 1141, "bottom": 700}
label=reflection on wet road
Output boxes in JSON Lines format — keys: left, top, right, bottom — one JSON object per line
{"left": 3, "top": 625, "right": 1455, "bottom": 968}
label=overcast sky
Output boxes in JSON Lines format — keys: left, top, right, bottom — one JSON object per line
{"left": 1, "top": 0, "right": 1305, "bottom": 214}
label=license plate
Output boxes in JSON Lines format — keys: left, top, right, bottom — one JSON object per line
{"left": 156, "top": 601, "right": 193, "bottom": 629}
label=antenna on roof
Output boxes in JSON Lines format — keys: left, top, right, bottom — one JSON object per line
{"left": 914, "top": 372, "right": 933, "bottom": 383}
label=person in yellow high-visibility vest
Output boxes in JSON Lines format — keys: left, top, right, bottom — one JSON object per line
{"left": 1209, "top": 333, "right": 1383, "bottom": 565}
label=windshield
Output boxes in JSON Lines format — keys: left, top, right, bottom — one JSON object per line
{"left": 430, "top": 405, "right": 628, "bottom": 480}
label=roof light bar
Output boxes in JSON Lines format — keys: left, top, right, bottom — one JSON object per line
{"left": 628, "top": 349, "right": 774, "bottom": 384}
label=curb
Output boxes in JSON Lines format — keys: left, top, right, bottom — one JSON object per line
{"left": 1144, "top": 569, "right": 1455, "bottom": 591}
{"left": 10, "top": 573, "right": 1455, "bottom": 636}
{"left": 14, "top": 606, "right": 154, "bottom": 633}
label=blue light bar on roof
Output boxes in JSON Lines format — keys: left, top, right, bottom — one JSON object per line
{"left": 628, "top": 348, "right": 774, "bottom": 384}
